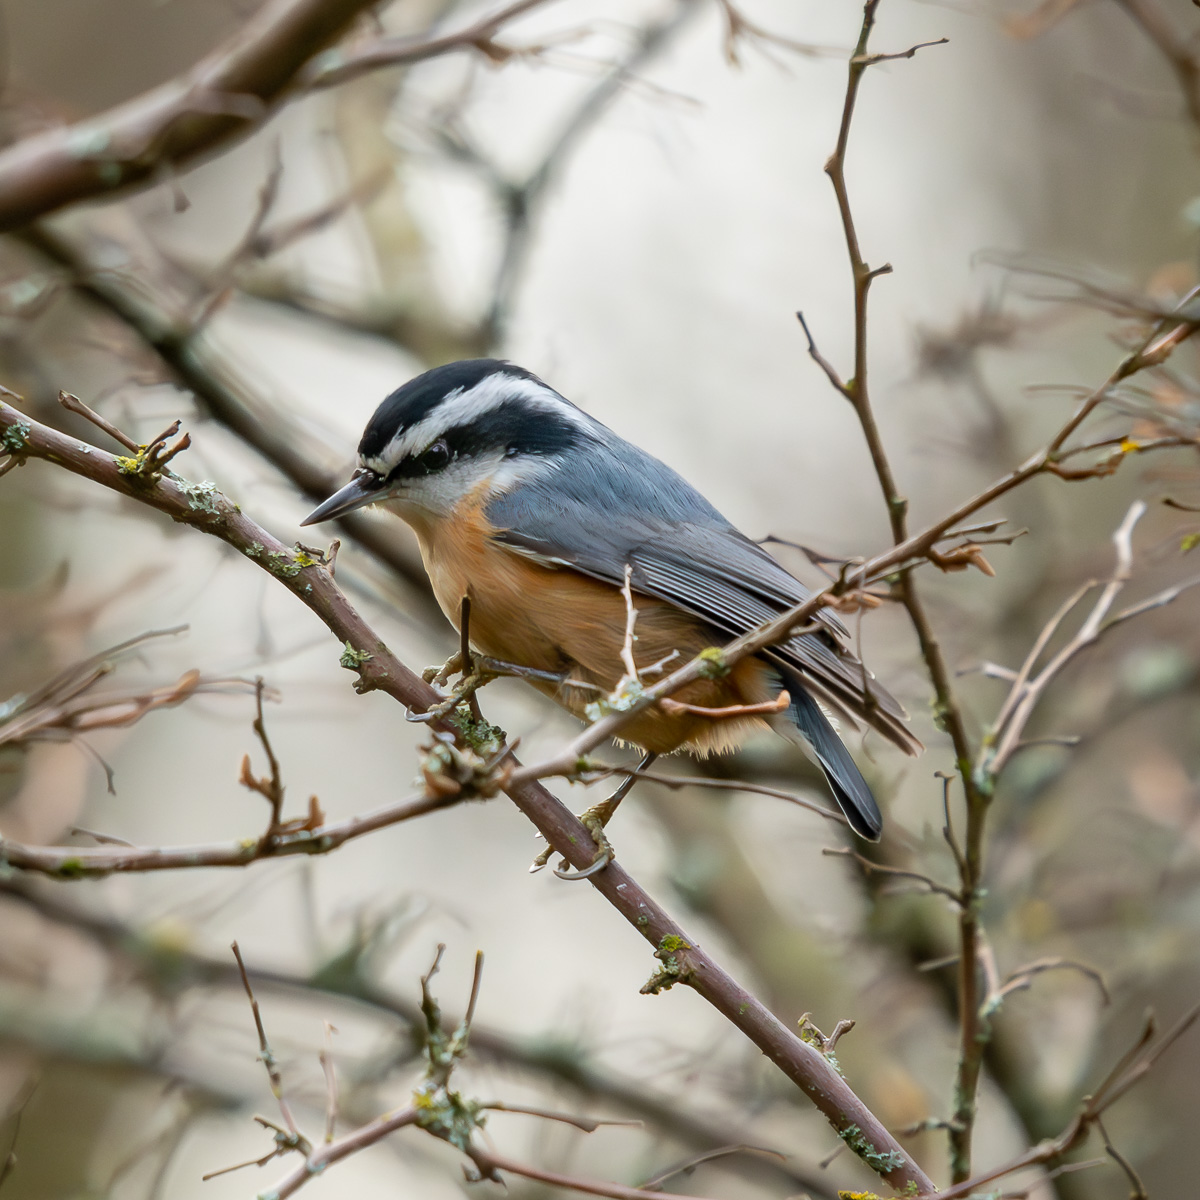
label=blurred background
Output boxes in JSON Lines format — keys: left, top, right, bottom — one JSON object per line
{"left": 1, "top": 0, "right": 1199, "bottom": 1197}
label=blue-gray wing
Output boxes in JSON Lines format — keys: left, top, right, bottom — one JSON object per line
{"left": 485, "top": 448, "right": 918, "bottom": 754}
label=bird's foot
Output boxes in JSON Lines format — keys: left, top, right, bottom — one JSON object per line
{"left": 529, "top": 804, "right": 616, "bottom": 881}
{"left": 555, "top": 802, "right": 618, "bottom": 880}
{"left": 529, "top": 756, "right": 656, "bottom": 880}
{"left": 416, "top": 650, "right": 497, "bottom": 722}
{"left": 422, "top": 650, "right": 464, "bottom": 688}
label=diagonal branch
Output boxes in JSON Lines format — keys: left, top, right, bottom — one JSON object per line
{"left": 0, "top": 396, "right": 934, "bottom": 1194}
{"left": 302, "top": 0, "right": 562, "bottom": 90}
{"left": 0, "top": 0, "right": 378, "bottom": 231}
{"left": 0, "top": 0, "right": 569, "bottom": 231}
{"left": 978, "top": 501, "right": 1200, "bottom": 781}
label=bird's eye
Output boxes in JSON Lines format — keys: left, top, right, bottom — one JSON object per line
{"left": 421, "top": 439, "right": 451, "bottom": 472}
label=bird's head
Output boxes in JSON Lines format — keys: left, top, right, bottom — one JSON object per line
{"left": 301, "top": 359, "right": 595, "bottom": 527}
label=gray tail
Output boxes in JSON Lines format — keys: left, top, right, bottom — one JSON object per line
{"left": 774, "top": 666, "right": 882, "bottom": 841}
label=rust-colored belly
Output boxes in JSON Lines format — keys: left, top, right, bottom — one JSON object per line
{"left": 410, "top": 508, "right": 772, "bottom": 755}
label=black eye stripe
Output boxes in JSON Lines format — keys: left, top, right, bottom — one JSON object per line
{"left": 381, "top": 402, "right": 583, "bottom": 482}
{"left": 385, "top": 439, "right": 450, "bottom": 482}
{"left": 441, "top": 405, "right": 582, "bottom": 460}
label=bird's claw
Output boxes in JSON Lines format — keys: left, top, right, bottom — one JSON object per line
{"left": 538, "top": 801, "right": 617, "bottom": 881}
{"left": 419, "top": 649, "right": 498, "bottom": 721}
{"left": 422, "top": 650, "right": 464, "bottom": 687}
{"left": 554, "top": 846, "right": 613, "bottom": 880}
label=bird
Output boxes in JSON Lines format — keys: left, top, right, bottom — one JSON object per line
{"left": 302, "top": 358, "right": 920, "bottom": 843}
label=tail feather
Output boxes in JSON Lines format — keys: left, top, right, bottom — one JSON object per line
{"left": 773, "top": 667, "right": 883, "bottom": 841}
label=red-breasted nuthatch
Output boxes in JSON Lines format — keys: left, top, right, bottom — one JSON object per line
{"left": 303, "top": 359, "right": 920, "bottom": 840}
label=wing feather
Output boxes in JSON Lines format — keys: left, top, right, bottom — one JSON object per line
{"left": 485, "top": 451, "right": 919, "bottom": 755}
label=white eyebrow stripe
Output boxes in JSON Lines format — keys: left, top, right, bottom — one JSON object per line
{"left": 362, "top": 373, "right": 595, "bottom": 474}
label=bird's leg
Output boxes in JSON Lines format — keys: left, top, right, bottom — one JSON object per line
{"left": 474, "top": 656, "right": 576, "bottom": 686}
{"left": 419, "top": 596, "right": 505, "bottom": 721}
{"left": 579, "top": 751, "right": 657, "bottom": 838}
{"left": 535, "top": 752, "right": 658, "bottom": 881}
{"left": 418, "top": 656, "right": 582, "bottom": 723}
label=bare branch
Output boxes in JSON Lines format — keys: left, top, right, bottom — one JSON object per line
{"left": 0, "top": 789, "right": 453, "bottom": 878}
{"left": 799, "top": 13, "right": 1200, "bottom": 1167}
{"left": 856, "top": 37, "right": 949, "bottom": 67}
{"left": 232, "top": 940, "right": 307, "bottom": 1151}
{"left": 993, "top": 957, "right": 1111, "bottom": 1007}
{"left": 0, "top": 875, "right": 837, "bottom": 1198}
{"left": 302, "top": 0, "right": 563, "bottom": 90}
{"left": 0, "top": 0, "right": 381, "bottom": 230}
{"left": 482, "top": 1102, "right": 640, "bottom": 1134}
{"left": 620, "top": 765, "right": 850, "bottom": 827}
{"left": 0, "top": 397, "right": 934, "bottom": 1194}
{"left": 979, "top": 502, "right": 1200, "bottom": 783}
{"left": 917, "top": 1001, "right": 1200, "bottom": 1199}
{"left": 0, "top": 627, "right": 254, "bottom": 773}
{"left": 0, "top": 0, "right": 580, "bottom": 231}
{"left": 467, "top": 1147, "right": 717, "bottom": 1200}
{"left": 823, "top": 845, "right": 962, "bottom": 903}
{"left": 266, "top": 1106, "right": 419, "bottom": 1199}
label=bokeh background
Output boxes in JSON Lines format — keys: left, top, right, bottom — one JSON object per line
{"left": 1, "top": 1, "right": 1199, "bottom": 1197}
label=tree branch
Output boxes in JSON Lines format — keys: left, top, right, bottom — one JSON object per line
{"left": 302, "top": 0, "right": 561, "bottom": 90}
{"left": 0, "top": 396, "right": 934, "bottom": 1194}
{"left": 0, "top": 0, "right": 380, "bottom": 230}
{"left": 0, "top": 0, "right": 573, "bottom": 232}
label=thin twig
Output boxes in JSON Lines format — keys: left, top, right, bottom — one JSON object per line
{"left": 598, "top": 764, "right": 850, "bottom": 827}
{"left": 231, "top": 941, "right": 306, "bottom": 1148}
{"left": 823, "top": 845, "right": 961, "bottom": 903}
{"left": 320, "top": 1022, "right": 339, "bottom": 1145}
{"left": 978, "top": 502, "right": 1200, "bottom": 782}
{"left": 58, "top": 389, "right": 140, "bottom": 451}
{"left": 302, "top": 0, "right": 563, "bottom": 90}
{"left": 994, "top": 957, "right": 1110, "bottom": 1007}
{"left": 265, "top": 1106, "right": 419, "bottom": 1198}
{"left": 0, "top": 789, "right": 453, "bottom": 878}
{"left": 482, "top": 1102, "right": 640, "bottom": 1134}
{"left": 468, "top": 1147, "right": 716, "bottom": 1200}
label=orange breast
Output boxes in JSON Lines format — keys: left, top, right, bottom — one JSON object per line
{"left": 398, "top": 492, "right": 775, "bottom": 756}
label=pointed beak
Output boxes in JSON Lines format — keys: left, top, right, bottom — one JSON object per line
{"left": 300, "top": 469, "right": 384, "bottom": 526}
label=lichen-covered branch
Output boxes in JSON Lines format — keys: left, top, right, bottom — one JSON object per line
{"left": 0, "top": 396, "right": 934, "bottom": 1194}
